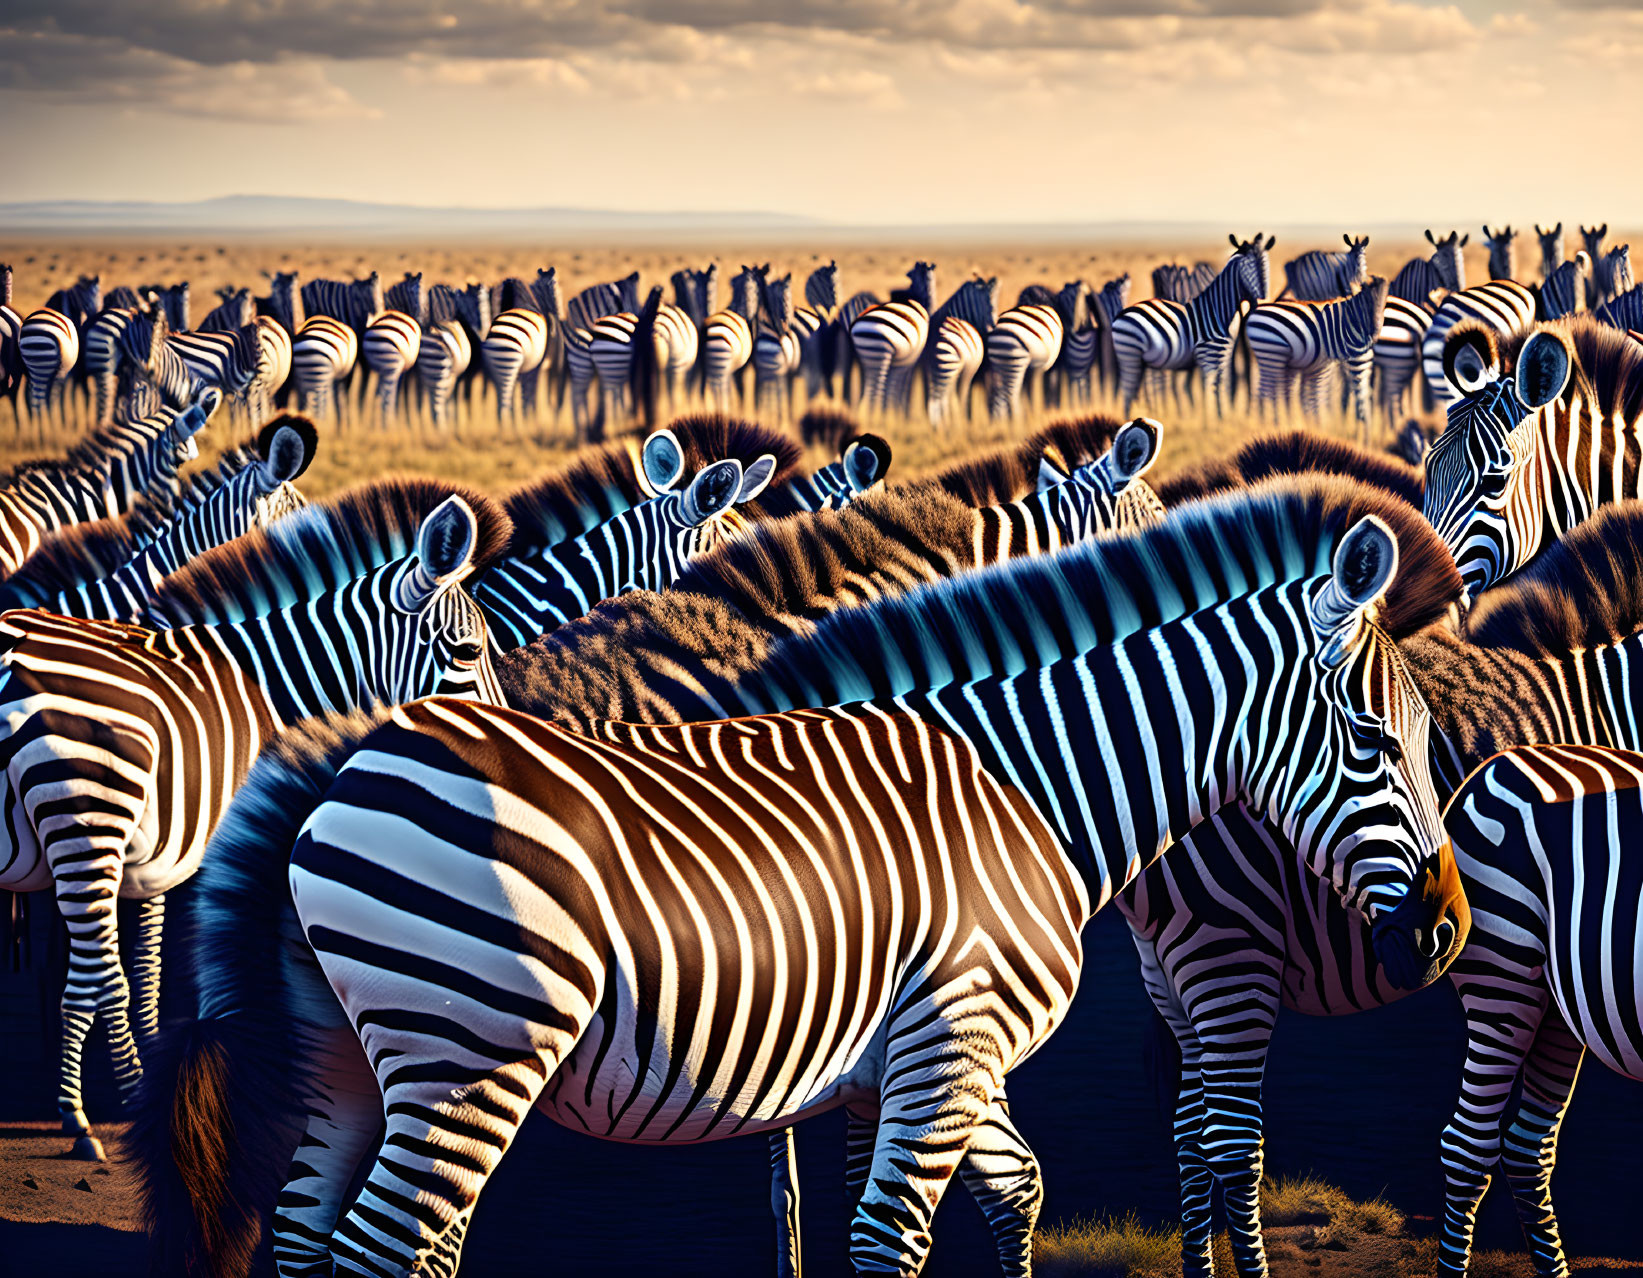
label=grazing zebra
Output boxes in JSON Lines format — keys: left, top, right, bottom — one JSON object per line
{"left": 1535, "top": 222, "right": 1565, "bottom": 282}
{"left": 850, "top": 263, "right": 935, "bottom": 414}
{"left": 199, "top": 286, "right": 256, "bottom": 333}
{"left": 291, "top": 316, "right": 360, "bottom": 420}
{"left": 1246, "top": 276, "right": 1390, "bottom": 427}
{"left": 1424, "top": 316, "right": 1643, "bottom": 601}
{"left": 1482, "top": 224, "right": 1520, "bottom": 281}
{"left": 1113, "top": 236, "right": 1272, "bottom": 415}
{"left": 140, "top": 476, "right": 1458, "bottom": 1278}
{"left": 258, "top": 269, "right": 304, "bottom": 337}
{"left": 1437, "top": 743, "right": 1643, "bottom": 1276}
{"left": 0, "top": 478, "right": 511, "bottom": 1158}
{"left": 0, "top": 395, "right": 213, "bottom": 579}
{"left": 360, "top": 309, "right": 422, "bottom": 421}
{"left": 19, "top": 307, "right": 81, "bottom": 419}
{"left": 384, "top": 271, "right": 427, "bottom": 324}
{"left": 1537, "top": 252, "right": 1589, "bottom": 320}
{"left": 473, "top": 424, "right": 787, "bottom": 650}
{"left": 300, "top": 272, "right": 383, "bottom": 338}
{"left": 1373, "top": 296, "right": 1435, "bottom": 422}
{"left": 1391, "top": 229, "right": 1468, "bottom": 308}
{"left": 1419, "top": 279, "right": 1538, "bottom": 405}
{"left": 0, "top": 414, "right": 316, "bottom": 621}
{"left": 986, "top": 303, "right": 1064, "bottom": 418}
{"left": 1282, "top": 234, "right": 1370, "bottom": 301}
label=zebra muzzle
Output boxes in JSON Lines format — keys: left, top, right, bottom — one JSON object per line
{"left": 1370, "top": 842, "right": 1470, "bottom": 991}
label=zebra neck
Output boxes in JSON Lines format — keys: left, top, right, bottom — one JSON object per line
{"left": 1187, "top": 273, "right": 1243, "bottom": 339}
{"left": 1529, "top": 394, "right": 1641, "bottom": 536}
{"left": 887, "top": 601, "right": 1278, "bottom": 916}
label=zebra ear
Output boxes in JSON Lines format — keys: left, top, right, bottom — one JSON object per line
{"left": 1036, "top": 452, "right": 1072, "bottom": 493}
{"left": 1108, "top": 418, "right": 1162, "bottom": 485}
{"left": 259, "top": 416, "right": 319, "bottom": 483}
{"left": 680, "top": 458, "right": 745, "bottom": 525}
{"left": 1443, "top": 324, "right": 1500, "bottom": 395}
{"left": 1514, "top": 330, "right": 1572, "bottom": 409}
{"left": 641, "top": 428, "right": 686, "bottom": 493}
{"left": 414, "top": 496, "right": 479, "bottom": 586}
{"left": 843, "top": 434, "right": 891, "bottom": 492}
{"left": 1313, "top": 516, "right": 1399, "bottom": 669}
{"left": 1459, "top": 233, "right": 1470, "bottom": 247}
{"left": 1425, "top": 229, "right": 1437, "bottom": 246}
{"left": 736, "top": 453, "right": 778, "bottom": 504}
{"left": 192, "top": 385, "right": 224, "bottom": 420}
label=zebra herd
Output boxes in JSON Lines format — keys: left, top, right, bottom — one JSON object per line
{"left": 7, "top": 228, "right": 1636, "bottom": 449}
{"left": 0, "top": 279, "right": 1642, "bottom": 1274}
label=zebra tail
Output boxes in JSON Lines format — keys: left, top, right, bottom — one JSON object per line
{"left": 1141, "top": 1003, "right": 1184, "bottom": 1126}
{"left": 130, "top": 706, "right": 391, "bottom": 1278}
{"left": 632, "top": 285, "right": 663, "bottom": 430}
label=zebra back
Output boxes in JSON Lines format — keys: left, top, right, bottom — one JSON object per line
{"left": 258, "top": 271, "right": 302, "bottom": 335}
{"left": 804, "top": 261, "right": 839, "bottom": 314}
{"left": 385, "top": 272, "right": 428, "bottom": 324}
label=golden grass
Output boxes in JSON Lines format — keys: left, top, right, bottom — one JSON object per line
{"left": 1261, "top": 1173, "right": 1406, "bottom": 1236}
{"left": 1034, "top": 1210, "right": 1184, "bottom": 1278}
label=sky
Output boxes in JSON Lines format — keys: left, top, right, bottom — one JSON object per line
{"left": 1, "top": 0, "right": 1640, "bottom": 227}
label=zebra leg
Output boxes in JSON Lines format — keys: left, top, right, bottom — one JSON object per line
{"left": 1438, "top": 950, "right": 1550, "bottom": 1275}
{"left": 1500, "top": 1008, "right": 1585, "bottom": 1278}
{"left": 128, "top": 894, "right": 165, "bottom": 1049}
{"left": 770, "top": 1126, "right": 803, "bottom": 1278}
{"left": 955, "top": 1096, "right": 1043, "bottom": 1278}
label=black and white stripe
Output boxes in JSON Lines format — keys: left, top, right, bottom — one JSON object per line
{"left": 360, "top": 309, "right": 423, "bottom": 421}
{"left": 1246, "top": 276, "right": 1389, "bottom": 425}
{"left": 1283, "top": 234, "right": 1371, "bottom": 301}
{"left": 1419, "top": 280, "right": 1538, "bottom": 406}
{"left": 1391, "top": 229, "right": 1468, "bottom": 308}
{"left": 1482, "top": 224, "right": 1520, "bottom": 282}
{"left": 291, "top": 316, "right": 360, "bottom": 420}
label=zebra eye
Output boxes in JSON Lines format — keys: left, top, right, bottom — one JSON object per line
{"left": 1349, "top": 719, "right": 1403, "bottom": 763}
{"left": 450, "top": 640, "right": 482, "bottom": 667}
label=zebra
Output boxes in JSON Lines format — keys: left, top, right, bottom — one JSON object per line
{"left": 1152, "top": 261, "right": 1218, "bottom": 303}
{"left": 0, "top": 263, "right": 20, "bottom": 423}
{"left": 291, "top": 315, "right": 360, "bottom": 420}
{"left": 83, "top": 297, "right": 157, "bottom": 424}
{"left": 921, "top": 275, "right": 999, "bottom": 424}
{"left": 1419, "top": 279, "right": 1538, "bottom": 405}
{"left": 701, "top": 265, "right": 760, "bottom": 408}
{"left": 1282, "top": 234, "right": 1371, "bottom": 301}
{"left": 167, "top": 321, "right": 266, "bottom": 406}
{"left": 1246, "top": 276, "right": 1390, "bottom": 427}
{"left": 562, "top": 271, "right": 642, "bottom": 435}
{"left": 751, "top": 268, "right": 804, "bottom": 418}
{"left": 574, "top": 287, "right": 665, "bottom": 440}
{"left": 250, "top": 316, "right": 293, "bottom": 422}
{"left": 109, "top": 309, "right": 199, "bottom": 423}
{"left": 1422, "top": 316, "right": 1643, "bottom": 602}
{"left": 1597, "top": 282, "right": 1643, "bottom": 334}
{"left": 1437, "top": 743, "right": 1643, "bottom": 1276}
{"left": 1537, "top": 251, "right": 1589, "bottom": 320}
{"left": 300, "top": 271, "right": 383, "bottom": 338}
{"left": 18, "top": 307, "right": 82, "bottom": 420}
{"left": 199, "top": 286, "right": 256, "bottom": 333}
{"left": 384, "top": 271, "right": 427, "bottom": 324}
{"left": 1113, "top": 235, "right": 1272, "bottom": 416}
{"left": 0, "top": 414, "right": 316, "bottom": 622}
{"left": 473, "top": 423, "right": 786, "bottom": 650}
{"left": 798, "top": 260, "right": 841, "bottom": 399}
{"left": 652, "top": 298, "right": 700, "bottom": 410}
{"left": 478, "top": 279, "right": 551, "bottom": 424}
{"left": 1373, "top": 295, "right": 1435, "bottom": 423}
{"left": 527, "top": 267, "right": 567, "bottom": 404}
{"left": 1482, "top": 224, "right": 1520, "bottom": 281}
{"left": 756, "top": 432, "right": 894, "bottom": 520}
{"left": 139, "top": 475, "right": 1459, "bottom": 1277}
{"left": 0, "top": 477, "right": 511, "bottom": 1159}
{"left": 258, "top": 269, "right": 304, "bottom": 337}
{"left": 416, "top": 282, "right": 489, "bottom": 428}
{"left": 1580, "top": 230, "right": 1633, "bottom": 312}
{"left": 360, "top": 309, "right": 422, "bottom": 421}
{"left": 985, "top": 303, "right": 1064, "bottom": 418}
{"left": 0, "top": 393, "right": 214, "bottom": 579}
{"left": 1391, "top": 229, "right": 1469, "bottom": 308}
{"left": 849, "top": 263, "right": 935, "bottom": 414}
{"left": 136, "top": 280, "right": 190, "bottom": 333}
{"left": 1536, "top": 222, "right": 1565, "bottom": 282}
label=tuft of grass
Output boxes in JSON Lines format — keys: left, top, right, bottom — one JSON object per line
{"left": 1034, "top": 1211, "right": 1183, "bottom": 1278}
{"left": 1260, "top": 1173, "right": 1405, "bottom": 1236}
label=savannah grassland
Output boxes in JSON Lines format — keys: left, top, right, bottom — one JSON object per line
{"left": 0, "top": 231, "right": 1530, "bottom": 497}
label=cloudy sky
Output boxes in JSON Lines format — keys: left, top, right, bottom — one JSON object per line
{"left": 1, "top": 0, "right": 1638, "bottom": 225}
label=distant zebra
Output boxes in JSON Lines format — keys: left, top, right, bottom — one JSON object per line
{"left": 1596, "top": 243, "right": 1634, "bottom": 307}
{"left": 849, "top": 263, "right": 934, "bottom": 414}
{"left": 1152, "top": 261, "right": 1218, "bottom": 303}
{"left": 18, "top": 307, "right": 81, "bottom": 420}
{"left": 652, "top": 299, "right": 699, "bottom": 409}
{"left": 166, "top": 322, "right": 264, "bottom": 405}
{"left": 1114, "top": 235, "right": 1272, "bottom": 415}
{"left": 480, "top": 306, "right": 549, "bottom": 425}
{"left": 417, "top": 283, "right": 487, "bottom": 428}
{"left": 701, "top": 265, "right": 760, "bottom": 409}
{"left": 984, "top": 303, "right": 1063, "bottom": 419}
{"left": 257, "top": 269, "right": 304, "bottom": 337}
{"left": 291, "top": 316, "right": 359, "bottom": 420}
{"left": 1482, "top": 224, "right": 1520, "bottom": 281}
{"left": 752, "top": 268, "right": 803, "bottom": 418}
{"left": 1247, "top": 275, "right": 1390, "bottom": 426}
{"left": 1418, "top": 279, "right": 1538, "bottom": 405}
{"left": 563, "top": 272, "right": 641, "bottom": 435}
{"left": 798, "top": 260, "right": 840, "bottom": 399}
{"left": 1391, "top": 229, "right": 1468, "bottom": 307}
{"left": 1537, "top": 252, "right": 1589, "bottom": 320}
{"left": 1373, "top": 296, "right": 1434, "bottom": 423}
{"left": 925, "top": 284, "right": 992, "bottom": 426}
{"left": 1580, "top": 225, "right": 1609, "bottom": 308}
{"left": 83, "top": 300, "right": 153, "bottom": 424}
{"left": 1597, "top": 283, "right": 1643, "bottom": 334}
{"left": 360, "top": 309, "right": 422, "bottom": 421}
{"left": 575, "top": 289, "right": 665, "bottom": 440}
{"left": 1047, "top": 280, "right": 1098, "bottom": 408}
{"left": 1438, "top": 744, "right": 1643, "bottom": 1278}
{"left": 144, "top": 281, "right": 190, "bottom": 333}
{"left": 0, "top": 264, "right": 20, "bottom": 423}
{"left": 112, "top": 311, "right": 197, "bottom": 420}
{"left": 300, "top": 271, "right": 382, "bottom": 337}
{"left": 384, "top": 271, "right": 427, "bottom": 324}
{"left": 198, "top": 286, "right": 255, "bottom": 333}
{"left": 1091, "top": 273, "right": 1132, "bottom": 391}
{"left": 1534, "top": 222, "right": 1564, "bottom": 282}
{"left": 1283, "top": 234, "right": 1370, "bottom": 301}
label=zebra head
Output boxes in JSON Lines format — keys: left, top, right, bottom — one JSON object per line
{"left": 1048, "top": 417, "right": 1165, "bottom": 531}
{"left": 729, "top": 266, "right": 762, "bottom": 320}
{"left": 532, "top": 267, "right": 564, "bottom": 320}
{"left": 906, "top": 262, "right": 938, "bottom": 312}
{"left": 388, "top": 496, "right": 505, "bottom": 706}
{"left": 840, "top": 433, "right": 892, "bottom": 501}
{"left": 1581, "top": 223, "right": 1608, "bottom": 259}
{"left": 1536, "top": 222, "right": 1565, "bottom": 282}
{"left": 1607, "top": 244, "right": 1635, "bottom": 300}
{"left": 805, "top": 260, "right": 840, "bottom": 314}
{"left": 1482, "top": 224, "right": 1519, "bottom": 281}
{"left": 1425, "top": 229, "right": 1468, "bottom": 293}
{"left": 1270, "top": 516, "right": 1470, "bottom": 990}
{"left": 1096, "top": 274, "right": 1131, "bottom": 323}
{"left": 1229, "top": 233, "right": 1276, "bottom": 300}
{"left": 163, "top": 386, "right": 222, "bottom": 469}
{"left": 654, "top": 452, "right": 778, "bottom": 566}
{"left": 1342, "top": 234, "right": 1372, "bottom": 291}
{"left": 1422, "top": 324, "right": 1574, "bottom": 602}
{"left": 455, "top": 281, "right": 492, "bottom": 339}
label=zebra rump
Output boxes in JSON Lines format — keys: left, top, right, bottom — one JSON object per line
{"left": 131, "top": 707, "right": 392, "bottom": 1278}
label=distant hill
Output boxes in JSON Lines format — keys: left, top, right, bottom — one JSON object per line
{"left": 0, "top": 194, "right": 826, "bottom": 236}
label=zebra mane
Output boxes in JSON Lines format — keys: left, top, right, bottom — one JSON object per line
{"left": 148, "top": 476, "right": 512, "bottom": 628}
{"left": 0, "top": 414, "right": 175, "bottom": 491}
{"left": 798, "top": 404, "right": 861, "bottom": 450}
{"left": 1155, "top": 431, "right": 1425, "bottom": 510}
{"left": 501, "top": 415, "right": 802, "bottom": 555}
{"left": 925, "top": 413, "right": 1125, "bottom": 506}
{"left": 746, "top": 477, "right": 1463, "bottom": 708}
{"left": 1466, "top": 502, "right": 1643, "bottom": 656}
{"left": 1496, "top": 313, "right": 1643, "bottom": 425}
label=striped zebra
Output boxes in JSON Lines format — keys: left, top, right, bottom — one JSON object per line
{"left": 1419, "top": 279, "right": 1538, "bottom": 405}
{"left": 924, "top": 276, "right": 999, "bottom": 424}
{"left": 796, "top": 260, "right": 840, "bottom": 399}
{"left": 652, "top": 297, "right": 700, "bottom": 410}
{"left": 1373, "top": 295, "right": 1435, "bottom": 422}
{"left": 1391, "top": 229, "right": 1468, "bottom": 308}
{"left": 1246, "top": 276, "right": 1389, "bottom": 427}
{"left": 986, "top": 302, "right": 1064, "bottom": 418}
{"left": 0, "top": 263, "right": 20, "bottom": 422}
{"left": 250, "top": 316, "right": 293, "bottom": 422}
{"left": 300, "top": 271, "right": 383, "bottom": 338}
{"left": 140, "top": 476, "right": 1458, "bottom": 1277}
{"left": 0, "top": 477, "right": 511, "bottom": 1158}
{"left": 562, "top": 272, "right": 641, "bottom": 436}
{"left": 1045, "top": 280, "right": 1099, "bottom": 408}
{"left": 1152, "top": 261, "right": 1218, "bottom": 304}
{"left": 752, "top": 269, "right": 820, "bottom": 419}
{"left": 757, "top": 432, "right": 894, "bottom": 519}
{"left": 167, "top": 321, "right": 265, "bottom": 405}
{"left": 291, "top": 315, "right": 359, "bottom": 420}
{"left": 1597, "top": 282, "right": 1643, "bottom": 334}
{"left": 1537, "top": 251, "right": 1589, "bottom": 320}
{"left": 701, "top": 265, "right": 760, "bottom": 409}
{"left": 1282, "top": 234, "right": 1371, "bottom": 301}
{"left": 199, "top": 286, "right": 256, "bottom": 333}
{"left": 1482, "top": 224, "right": 1520, "bottom": 281}
{"left": 479, "top": 280, "right": 550, "bottom": 424}
{"left": 1535, "top": 222, "right": 1564, "bottom": 282}
{"left": 1580, "top": 224, "right": 1608, "bottom": 305}
{"left": 0, "top": 414, "right": 316, "bottom": 621}
{"left": 1423, "top": 316, "right": 1643, "bottom": 601}
{"left": 84, "top": 299, "right": 154, "bottom": 424}
{"left": 384, "top": 271, "right": 427, "bottom": 323}
{"left": 18, "top": 307, "right": 81, "bottom": 420}
{"left": 144, "top": 280, "right": 191, "bottom": 333}
{"left": 1089, "top": 273, "right": 1132, "bottom": 392}
{"left": 258, "top": 269, "right": 304, "bottom": 337}
{"left": 473, "top": 424, "right": 786, "bottom": 650}
{"left": 416, "top": 282, "right": 488, "bottom": 428}
{"left": 849, "top": 263, "right": 934, "bottom": 415}
{"left": 1438, "top": 743, "right": 1643, "bottom": 1276}
{"left": 1114, "top": 236, "right": 1272, "bottom": 416}
{"left": 0, "top": 396, "right": 213, "bottom": 579}
{"left": 110, "top": 310, "right": 207, "bottom": 426}
{"left": 527, "top": 267, "right": 567, "bottom": 404}
{"left": 574, "top": 287, "right": 664, "bottom": 440}
{"left": 360, "top": 309, "right": 422, "bottom": 421}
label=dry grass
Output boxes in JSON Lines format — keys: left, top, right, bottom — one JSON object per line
{"left": 1034, "top": 1210, "right": 1185, "bottom": 1278}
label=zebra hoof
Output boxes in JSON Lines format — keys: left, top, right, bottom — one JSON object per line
{"left": 59, "top": 1105, "right": 91, "bottom": 1136}
{"left": 71, "top": 1136, "right": 107, "bottom": 1162}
